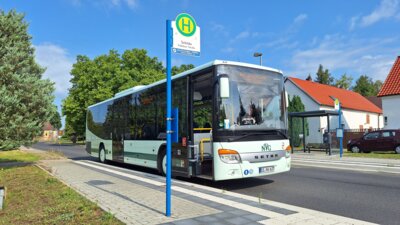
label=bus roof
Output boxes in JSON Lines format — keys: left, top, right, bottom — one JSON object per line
{"left": 88, "top": 60, "right": 283, "bottom": 108}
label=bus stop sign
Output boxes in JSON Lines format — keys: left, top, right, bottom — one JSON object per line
{"left": 172, "top": 13, "right": 201, "bottom": 57}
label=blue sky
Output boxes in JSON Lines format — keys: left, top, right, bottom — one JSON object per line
{"left": 1, "top": 0, "right": 400, "bottom": 124}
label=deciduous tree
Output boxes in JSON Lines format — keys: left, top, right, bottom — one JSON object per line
{"left": 352, "top": 75, "right": 382, "bottom": 97}
{"left": 334, "top": 73, "right": 353, "bottom": 90}
{"left": 172, "top": 64, "right": 194, "bottom": 75}
{"left": 62, "top": 49, "right": 195, "bottom": 138}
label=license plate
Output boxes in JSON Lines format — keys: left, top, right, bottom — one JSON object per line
{"left": 259, "top": 166, "right": 275, "bottom": 174}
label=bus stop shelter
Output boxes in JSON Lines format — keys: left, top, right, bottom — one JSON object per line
{"left": 289, "top": 110, "right": 339, "bottom": 155}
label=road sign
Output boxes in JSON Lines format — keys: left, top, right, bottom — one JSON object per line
{"left": 334, "top": 98, "right": 340, "bottom": 111}
{"left": 172, "top": 13, "right": 200, "bottom": 57}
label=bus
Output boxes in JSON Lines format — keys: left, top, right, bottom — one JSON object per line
{"left": 85, "top": 60, "right": 291, "bottom": 181}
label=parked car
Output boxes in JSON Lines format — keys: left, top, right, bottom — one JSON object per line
{"left": 347, "top": 130, "right": 400, "bottom": 154}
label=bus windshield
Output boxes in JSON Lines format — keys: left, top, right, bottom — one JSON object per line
{"left": 217, "top": 65, "right": 286, "bottom": 132}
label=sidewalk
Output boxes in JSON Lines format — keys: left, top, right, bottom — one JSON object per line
{"left": 39, "top": 159, "right": 376, "bottom": 225}
{"left": 291, "top": 152, "right": 400, "bottom": 174}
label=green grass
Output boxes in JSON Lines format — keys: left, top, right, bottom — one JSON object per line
{"left": 0, "top": 166, "right": 123, "bottom": 225}
{"left": 344, "top": 152, "right": 400, "bottom": 159}
{"left": 0, "top": 150, "right": 41, "bottom": 163}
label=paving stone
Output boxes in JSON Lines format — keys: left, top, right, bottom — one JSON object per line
{"left": 172, "top": 218, "right": 202, "bottom": 225}
{"left": 225, "top": 217, "right": 252, "bottom": 225}
{"left": 194, "top": 215, "right": 219, "bottom": 222}
{"left": 243, "top": 213, "right": 268, "bottom": 222}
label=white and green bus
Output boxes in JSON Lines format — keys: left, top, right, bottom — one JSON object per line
{"left": 86, "top": 60, "right": 291, "bottom": 181}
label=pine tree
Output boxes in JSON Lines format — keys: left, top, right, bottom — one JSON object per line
{"left": 0, "top": 10, "right": 56, "bottom": 150}
{"left": 314, "top": 64, "right": 334, "bottom": 85}
{"left": 288, "top": 96, "right": 309, "bottom": 147}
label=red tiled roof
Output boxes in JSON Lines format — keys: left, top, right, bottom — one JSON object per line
{"left": 43, "top": 122, "right": 54, "bottom": 131}
{"left": 288, "top": 77, "right": 382, "bottom": 114}
{"left": 378, "top": 56, "right": 400, "bottom": 97}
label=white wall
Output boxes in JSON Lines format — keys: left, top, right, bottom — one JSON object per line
{"left": 382, "top": 95, "right": 400, "bottom": 129}
{"left": 286, "top": 79, "right": 384, "bottom": 145}
{"left": 319, "top": 106, "right": 382, "bottom": 131}
{"left": 285, "top": 80, "right": 322, "bottom": 143}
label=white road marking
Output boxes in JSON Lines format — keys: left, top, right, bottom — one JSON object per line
{"left": 74, "top": 160, "right": 377, "bottom": 224}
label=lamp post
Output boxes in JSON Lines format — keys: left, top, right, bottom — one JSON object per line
{"left": 253, "top": 52, "right": 263, "bottom": 66}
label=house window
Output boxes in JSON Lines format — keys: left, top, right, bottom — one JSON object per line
{"left": 384, "top": 116, "right": 388, "bottom": 126}
{"left": 366, "top": 114, "right": 370, "bottom": 124}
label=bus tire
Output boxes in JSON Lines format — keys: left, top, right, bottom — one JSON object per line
{"left": 99, "top": 144, "right": 106, "bottom": 163}
{"left": 157, "top": 147, "right": 166, "bottom": 176}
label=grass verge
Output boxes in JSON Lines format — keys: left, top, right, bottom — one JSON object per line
{"left": 344, "top": 152, "right": 400, "bottom": 159}
{"left": 0, "top": 150, "right": 41, "bottom": 163}
{"left": 0, "top": 165, "right": 123, "bottom": 225}
{"left": 0, "top": 150, "right": 64, "bottom": 163}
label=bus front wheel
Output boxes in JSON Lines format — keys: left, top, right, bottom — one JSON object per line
{"left": 157, "top": 148, "right": 166, "bottom": 176}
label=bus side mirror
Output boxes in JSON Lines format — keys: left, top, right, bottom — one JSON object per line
{"left": 285, "top": 91, "right": 289, "bottom": 108}
{"left": 219, "top": 74, "right": 230, "bottom": 99}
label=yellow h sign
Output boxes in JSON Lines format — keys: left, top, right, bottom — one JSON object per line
{"left": 175, "top": 13, "right": 197, "bottom": 37}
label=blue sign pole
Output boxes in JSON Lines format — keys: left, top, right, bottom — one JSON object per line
{"left": 339, "top": 103, "right": 343, "bottom": 158}
{"left": 165, "top": 19, "right": 172, "bottom": 217}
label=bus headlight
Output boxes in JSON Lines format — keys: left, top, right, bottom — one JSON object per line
{"left": 218, "top": 149, "right": 241, "bottom": 164}
{"left": 285, "top": 145, "right": 292, "bottom": 158}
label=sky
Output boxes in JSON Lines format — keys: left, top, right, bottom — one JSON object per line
{"left": 1, "top": 0, "right": 400, "bottom": 127}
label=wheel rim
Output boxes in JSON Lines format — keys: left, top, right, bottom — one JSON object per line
{"left": 162, "top": 155, "right": 167, "bottom": 175}
{"left": 352, "top": 146, "right": 360, "bottom": 153}
{"left": 100, "top": 149, "right": 105, "bottom": 162}
{"left": 396, "top": 146, "right": 400, "bottom": 154}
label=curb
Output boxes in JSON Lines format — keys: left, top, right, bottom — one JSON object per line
{"left": 292, "top": 158, "right": 400, "bottom": 174}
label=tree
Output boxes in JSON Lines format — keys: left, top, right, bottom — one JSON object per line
{"left": 314, "top": 64, "right": 334, "bottom": 85}
{"left": 334, "top": 73, "right": 353, "bottom": 90}
{"left": 0, "top": 10, "right": 56, "bottom": 150}
{"left": 288, "top": 96, "right": 308, "bottom": 147}
{"left": 352, "top": 75, "right": 382, "bottom": 97}
{"left": 62, "top": 49, "right": 165, "bottom": 138}
{"left": 172, "top": 64, "right": 195, "bottom": 75}
{"left": 49, "top": 106, "right": 62, "bottom": 130}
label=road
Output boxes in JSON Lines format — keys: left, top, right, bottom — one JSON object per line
{"left": 33, "top": 142, "right": 400, "bottom": 225}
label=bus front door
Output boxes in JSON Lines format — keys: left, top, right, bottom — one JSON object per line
{"left": 188, "top": 72, "right": 213, "bottom": 179}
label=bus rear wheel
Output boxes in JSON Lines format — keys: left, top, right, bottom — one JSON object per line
{"left": 99, "top": 146, "right": 106, "bottom": 163}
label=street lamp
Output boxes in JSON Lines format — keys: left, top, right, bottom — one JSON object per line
{"left": 253, "top": 52, "right": 263, "bottom": 66}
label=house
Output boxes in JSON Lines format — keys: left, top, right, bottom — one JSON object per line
{"left": 40, "top": 122, "right": 59, "bottom": 141}
{"left": 378, "top": 56, "right": 400, "bottom": 129}
{"left": 285, "top": 77, "right": 383, "bottom": 143}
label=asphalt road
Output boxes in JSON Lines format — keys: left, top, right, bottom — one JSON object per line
{"left": 33, "top": 142, "right": 400, "bottom": 225}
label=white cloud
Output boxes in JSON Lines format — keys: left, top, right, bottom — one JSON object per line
{"left": 287, "top": 35, "right": 399, "bottom": 81}
{"left": 361, "top": 0, "right": 399, "bottom": 26}
{"left": 34, "top": 43, "right": 73, "bottom": 99}
{"left": 350, "top": 0, "right": 400, "bottom": 29}
{"left": 294, "top": 14, "right": 308, "bottom": 24}
{"left": 349, "top": 16, "right": 359, "bottom": 31}
{"left": 221, "top": 47, "right": 234, "bottom": 53}
{"left": 251, "top": 14, "right": 307, "bottom": 51}
{"left": 229, "top": 31, "right": 251, "bottom": 44}
{"left": 70, "top": 0, "right": 138, "bottom": 10}
{"left": 210, "top": 22, "right": 229, "bottom": 37}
